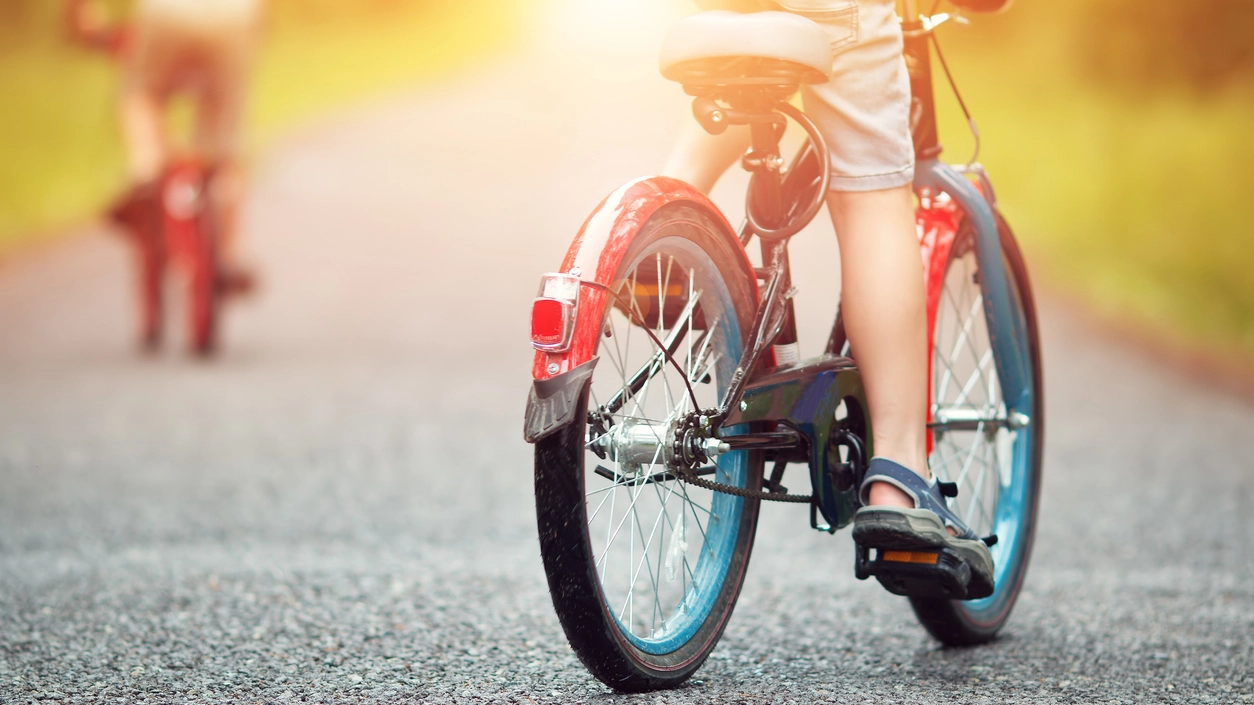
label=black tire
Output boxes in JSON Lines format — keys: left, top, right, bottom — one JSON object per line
{"left": 187, "top": 180, "right": 219, "bottom": 356}
{"left": 137, "top": 220, "right": 165, "bottom": 352}
{"left": 535, "top": 202, "right": 763, "bottom": 691}
{"left": 909, "top": 213, "right": 1044, "bottom": 645}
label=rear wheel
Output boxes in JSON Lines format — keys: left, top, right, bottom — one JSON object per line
{"left": 137, "top": 222, "right": 165, "bottom": 352}
{"left": 185, "top": 183, "right": 219, "bottom": 356}
{"left": 535, "top": 203, "right": 762, "bottom": 691}
{"left": 910, "top": 213, "right": 1044, "bottom": 645}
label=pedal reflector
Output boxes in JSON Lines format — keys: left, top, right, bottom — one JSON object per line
{"left": 881, "top": 550, "right": 940, "bottom": 565}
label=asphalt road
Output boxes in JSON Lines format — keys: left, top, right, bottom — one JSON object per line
{"left": 2, "top": 3, "right": 1252, "bottom": 703}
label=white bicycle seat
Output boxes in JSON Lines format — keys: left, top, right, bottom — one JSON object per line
{"left": 659, "top": 11, "right": 832, "bottom": 84}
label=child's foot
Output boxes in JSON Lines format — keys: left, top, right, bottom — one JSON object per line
{"left": 217, "top": 262, "right": 257, "bottom": 298}
{"left": 853, "top": 457, "right": 993, "bottom": 599}
{"left": 867, "top": 472, "right": 957, "bottom": 537}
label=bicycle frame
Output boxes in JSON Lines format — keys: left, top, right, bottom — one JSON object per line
{"left": 528, "top": 7, "right": 1041, "bottom": 678}
{"left": 527, "top": 7, "right": 1033, "bottom": 529}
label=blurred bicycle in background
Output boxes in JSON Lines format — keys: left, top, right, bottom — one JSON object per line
{"left": 66, "top": 0, "right": 262, "bottom": 355}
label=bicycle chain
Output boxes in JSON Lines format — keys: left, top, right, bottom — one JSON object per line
{"left": 672, "top": 465, "right": 814, "bottom": 503}
{"left": 668, "top": 413, "right": 815, "bottom": 503}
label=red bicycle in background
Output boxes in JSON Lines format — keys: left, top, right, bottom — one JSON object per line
{"left": 68, "top": 8, "right": 224, "bottom": 355}
{"left": 109, "top": 161, "right": 223, "bottom": 354}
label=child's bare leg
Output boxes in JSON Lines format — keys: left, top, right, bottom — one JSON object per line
{"left": 666, "top": 130, "right": 930, "bottom": 511}
{"left": 828, "top": 185, "right": 928, "bottom": 509}
{"left": 662, "top": 121, "right": 750, "bottom": 194}
{"left": 120, "top": 90, "right": 166, "bottom": 183}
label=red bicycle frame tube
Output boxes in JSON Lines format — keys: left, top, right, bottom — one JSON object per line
{"left": 917, "top": 190, "right": 962, "bottom": 455}
{"left": 531, "top": 177, "right": 758, "bottom": 381}
{"left": 918, "top": 189, "right": 963, "bottom": 381}
{"left": 161, "top": 160, "right": 206, "bottom": 262}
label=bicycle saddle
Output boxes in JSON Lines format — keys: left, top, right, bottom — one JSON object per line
{"left": 660, "top": 11, "right": 832, "bottom": 86}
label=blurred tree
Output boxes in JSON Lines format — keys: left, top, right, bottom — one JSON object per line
{"left": 0, "top": 0, "right": 127, "bottom": 45}
{"left": 1084, "top": 0, "right": 1254, "bottom": 95}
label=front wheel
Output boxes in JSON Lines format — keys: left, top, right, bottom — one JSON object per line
{"left": 535, "top": 203, "right": 762, "bottom": 692}
{"left": 911, "top": 213, "right": 1044, "bottom": 645}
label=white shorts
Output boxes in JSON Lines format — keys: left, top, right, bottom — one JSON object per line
{"left": 774, "top": 0, "right": 915, "bottom": 191}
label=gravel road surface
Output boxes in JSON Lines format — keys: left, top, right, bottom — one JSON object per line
{"left": 2, "top": 2, "right": 1252, "bottom": 703}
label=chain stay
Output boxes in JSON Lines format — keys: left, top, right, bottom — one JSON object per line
{"left": 668, "top": 410, "right": 814, "bottom": 503}
{"left": 672, "top": 463, "right": 814, "bottom": 503}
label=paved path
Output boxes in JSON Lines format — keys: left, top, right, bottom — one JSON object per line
{"left": 2, "top": 3, "right": 1252, "bottom": 703}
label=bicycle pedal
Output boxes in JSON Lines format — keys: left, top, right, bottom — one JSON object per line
{"left": 860, "top": 546, "right": 992, "bottom": 600}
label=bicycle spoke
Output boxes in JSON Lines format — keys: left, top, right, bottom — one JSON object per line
{"left": 622, "top": 482, "right": 666, "bottom": 626}
{"left": 651, "top": 479, "right": 699, "bottom": 586}
{"left": 928, "top": 247, "right": 1018, "bottom": 541}
{"left": 676, "top": 481, "right": 711, "bottom": 551}
{"left": 576, "top": 242, "right": 754, "bottom": 646}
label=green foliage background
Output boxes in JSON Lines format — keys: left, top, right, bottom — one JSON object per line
{"left": 0, "top": 0, "right": 519, "bottom": 250}
{"left": 934, "top": 0, "right": 1254, "bottom": 357}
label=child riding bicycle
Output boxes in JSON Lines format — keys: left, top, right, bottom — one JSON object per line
{"left": 666, "top": 0, "right": 999, "bottom": 591}
{"left": 66, "top": 0, "right": 264, "bottom": 293}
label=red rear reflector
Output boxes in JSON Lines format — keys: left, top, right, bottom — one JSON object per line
{"left": 531, "top": 298, "right": 566, "bottom": 346}
{"left": 531, "top": 273, "right": 580, "bottom": 353}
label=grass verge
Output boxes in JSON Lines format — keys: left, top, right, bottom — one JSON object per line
{"left": 933, "top": 7, "right": 1254, "bottom": 359}
{"left": 0, "top": 1, "right": 520, "bottom": 252}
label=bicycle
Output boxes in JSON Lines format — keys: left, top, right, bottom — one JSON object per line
{"left": 69, "top": 12, "right": 224, "bottom": 355}
{"left": 110, "top": 160, "right": 223, "bottom": 355}
{"left": 524, "top": 0, "right": 1041, "bottom": 692}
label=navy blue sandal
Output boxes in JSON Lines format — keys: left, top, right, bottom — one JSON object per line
{"left": 852, "top": 457, "right": 994, "bottom": 600}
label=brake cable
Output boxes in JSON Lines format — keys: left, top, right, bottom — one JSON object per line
{"left": 579, "top": 279, "right": 703, "bottom": 413}
{"left": 928, "top": 5, "right": 982, "bottom": 166}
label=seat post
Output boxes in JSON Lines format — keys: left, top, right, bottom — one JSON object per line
{"left": 746, "top": 121, "right": 784, "bottom": 230}
{"left": 901, "top": 0, "right": 941, "bottom": 159}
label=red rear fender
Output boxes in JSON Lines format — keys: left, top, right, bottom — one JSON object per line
{"left": 531, "top": 177, "right": 754, "bottom": 381}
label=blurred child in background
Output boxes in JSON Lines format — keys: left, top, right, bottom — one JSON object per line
{"left": 67, "top": 0, "right": 264, "bottom": 291}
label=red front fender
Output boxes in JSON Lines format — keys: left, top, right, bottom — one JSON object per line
{"left": 917, "top": 189, "right": 966, "bottom": 455}
{"left": 531, "top": 177, "right": 756, "bottom": 381}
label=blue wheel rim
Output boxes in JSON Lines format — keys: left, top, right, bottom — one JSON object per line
{"left": 585, "top": 238, "right": 748, "bottom": 655}
{"left": 963, "top": 253, "right": 1035, "bottom": 618}
{"left": 929, "top": 244, "right": 1037, "bottom": 618}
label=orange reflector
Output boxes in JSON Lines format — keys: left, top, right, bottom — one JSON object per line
{"left": 882, "top": 550, "right": 940, "bottom": 565}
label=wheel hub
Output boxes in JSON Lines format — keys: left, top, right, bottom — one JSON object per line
{"left": 590, "top": 411, "right": 730, "bottom": 470}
